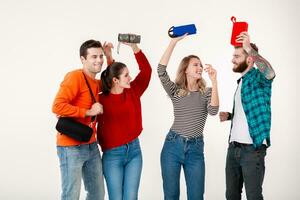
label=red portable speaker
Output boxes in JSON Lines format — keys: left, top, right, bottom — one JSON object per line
{"left": 230, "top": 16, "right": 248, "bottom": 46}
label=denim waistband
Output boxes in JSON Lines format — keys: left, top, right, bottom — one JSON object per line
{"left": 104, "top": 138, "right": 140, "bottom": 153}
{"left": 229, "top": 141, "right": 267, "bottom": 150}
{"left": 229, "top": 141, "right": 252, "bottom": 148}
{"left": 120, "top": 138, "right": 140, "bottom": 148}
{"left": 57, "top": 141, "right": 98, "bottom": 147}
{"left": 168, "top": 130, "right": 203, "bottom": 142}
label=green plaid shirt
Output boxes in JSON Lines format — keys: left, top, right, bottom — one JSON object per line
{"left": 232, "top": 67, "right": 274, "bottom": 148}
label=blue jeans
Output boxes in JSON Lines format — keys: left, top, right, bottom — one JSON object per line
{"left": 57, "top": 142, "right": 105, "bottom": 200}
{"left": 226, "top": 142, "right": 267, "bottom": 200}
{"left": 102, "top": 138, "right": 143, "bottom": 200}
{"left": 161, "top": 130, "right": 205, "bottom": 200}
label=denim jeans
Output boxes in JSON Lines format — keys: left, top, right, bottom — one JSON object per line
{"left": 102, "top": 138, "right": 142, "bottom": 200}
{"left": 161, "top": 130, "right": 205, "bottom": 200}
{"left": 57, "top": 142, "right": 105, "bottom": 200}
{"left": 225, "top": 143, "right": 267, "bottom": 200}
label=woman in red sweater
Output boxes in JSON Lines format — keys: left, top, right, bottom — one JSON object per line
{"left": 97, "top": 42, "right": 152, "bottom": 200}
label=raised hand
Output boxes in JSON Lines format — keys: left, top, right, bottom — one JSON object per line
{"left": 122, "top": 42, "right": 140, "bottom": 53}
{"left": 170, "top": 33, "right": 188, "bottom": 44}
{"left": 235, "top": 32, "right": 251, "bottom": 53}
{"left": 103, "top": 41, "right": 114, "bottom": 62}
{"left": 204, "top": 64, "right": 217, "bottom": 83}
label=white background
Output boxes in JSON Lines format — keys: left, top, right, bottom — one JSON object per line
{"left": 0, "top": 0, "right": 298, "bottom": 199}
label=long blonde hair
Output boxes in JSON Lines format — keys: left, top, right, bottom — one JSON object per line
{"left": 175, "top": 55, "right": 206, "bottom": 97}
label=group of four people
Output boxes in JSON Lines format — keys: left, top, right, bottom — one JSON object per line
{"left": 52, "top": 31, "right": 275, "bottom": 200}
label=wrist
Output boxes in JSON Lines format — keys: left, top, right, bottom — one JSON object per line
{"left": 170, "top": 40, "right": 178, "bottom": 45}
{"left": 211, "top": 79, "right": 218, "bottom": 85}
{"left": 85, "top": 110, "right": 90, "bottom": 117}
{"left": 132, "top": 46, "right": 140, "bottom": 54}
{"left": 244, "top": 46, "right": 252, "bottom": 54}
{"left": 106, "top": 56, "right": 114, "bottom": 65}
{"left": 106, "top": 54, "right": 112, "bottom": 58}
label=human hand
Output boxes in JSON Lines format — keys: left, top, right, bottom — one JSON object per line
{"left": 122, "top": 42, "right": 140, "bottom": 53}
{"left": 86, "top": 102, "right": 103, "bottom": 116}
{"left": 170, "top": 33, "right": 188, "bottom": 44}
{"left": 219, "top": 112, "right": 229, "bottom": 122}
{"left": 204, "top": 64, "right": 217, "bottom": 83}
{"left": 235, "top": 32, "right": 252, "bottom": 53}
{"left": 103, "top": 42, "right": 114, "bottom": 58}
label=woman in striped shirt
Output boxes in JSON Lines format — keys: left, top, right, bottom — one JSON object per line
{"left": 158, "top": 35, "right": 219, "bottom": 200}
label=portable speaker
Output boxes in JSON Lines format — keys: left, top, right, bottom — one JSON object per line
{"left": 230, "top": 16, "right": 248, "bottom": 46}
{"left": 118, "top": 33, "right": 141, "bottom": 43}
{"left": 168, "top": 24, "right": 197, "bottom": 38}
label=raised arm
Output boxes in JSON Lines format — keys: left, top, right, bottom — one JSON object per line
{"left": 236, "top": 32, "right": 275, "bottom": 80}
{"left": 204, "top": 64, "right": 219, "bottom": 108}
{"left": 103, "top": 41, "right": 114, "bottom": 66}
{"left": 157, "top": 35, "right": 187, "bottom": 97}
{"left": 159, "top": 35, "right": 186, "bottom": 66}
{"left": 125, "top": 43, "right": 152, "bottom": 97}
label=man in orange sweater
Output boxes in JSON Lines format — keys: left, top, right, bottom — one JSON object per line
{"left": 52, "top": 39, "right": 113, "bottom": 200}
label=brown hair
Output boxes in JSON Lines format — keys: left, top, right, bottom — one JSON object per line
{"left": 235, "top": 43, "right": 259, "bottom": 55}
{"left": 101, "top": 62, "right": 127, "bottom": 95}
{"left": 80, "top": 39, "right": 102, "bottom": 59}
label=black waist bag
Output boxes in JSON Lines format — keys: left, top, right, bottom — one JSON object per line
{"left": 55, "top": 72, "right": 97, "bottom": 142}
{"left": 56, "top": 117, "right": 93, "bottom": 142}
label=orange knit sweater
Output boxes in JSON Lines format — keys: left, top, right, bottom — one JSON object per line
{"left": 52, "top": 69, "right": 100, "bottom": 146}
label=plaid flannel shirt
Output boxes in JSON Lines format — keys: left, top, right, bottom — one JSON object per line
{"left": 232, "top": 67, "right": 274, "bottom": 148}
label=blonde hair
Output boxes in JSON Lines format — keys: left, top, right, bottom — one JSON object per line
{"left": 175, "top": 55, "right": 206, "bottom": 97}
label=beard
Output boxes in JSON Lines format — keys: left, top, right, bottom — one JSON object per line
{"left": 232, "top": 60, "right": 248, "bottom": 73}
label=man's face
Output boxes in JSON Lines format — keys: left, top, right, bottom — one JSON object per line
{"left": 81, "top": 48, "right": 104, "bottom": 75}
{"left": 232, "top": 48, "right": 248, "bottom": 73}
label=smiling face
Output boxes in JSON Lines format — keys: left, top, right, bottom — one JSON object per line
{"left": 116, "top": 67, "right": 131, "bottom": 88}
{"left": 81, "top": 47, "right": 104, "bottom": 75}
{"left": 112, "top": 67, "right": 132, "bottom": 90}
{"left": 185, "top": 57, "right": 203, "bottom": 80}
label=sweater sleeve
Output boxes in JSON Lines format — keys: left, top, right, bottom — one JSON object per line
{"left": 52, "top": 72, "right": 87, "bottom": 118}
{"left": 157, "top": 64, "right": 178, "bottom": 97}
{"left": 130, "top": 50, "right": 152, "bottom": 97}
{"left": 205, "top": 87, "right": 219, "bottom": 116}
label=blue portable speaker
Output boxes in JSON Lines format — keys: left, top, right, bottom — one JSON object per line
{"left": 168, "top": 24, "right": 197, "bottom": 38}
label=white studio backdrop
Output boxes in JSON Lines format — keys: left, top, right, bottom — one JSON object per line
{"left": 0, "top": 0, "right": 299, "bottom": 199}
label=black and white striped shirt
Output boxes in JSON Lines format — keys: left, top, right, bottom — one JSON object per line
{"left": 158, "top": 64, "right": 219, "bottom": 138}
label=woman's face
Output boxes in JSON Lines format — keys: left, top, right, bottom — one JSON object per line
{"left": 185, "top": 57, "right": 203, "bottom": 80}
{"left": 114, "top": 67, "right": 132, "bottom": 89}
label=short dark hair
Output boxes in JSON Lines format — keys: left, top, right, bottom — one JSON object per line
{"left": 235, "top": 43, "right": 259, "bottom": 54}
{"left": 101, "top": 62, "right": 127, "bottom": 95}
{"left": 80, "top": 39, "right": 102, "bottom": 59}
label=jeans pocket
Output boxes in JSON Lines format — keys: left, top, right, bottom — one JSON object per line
{"left": 256, "top": 146, "right": 267, "bottom": 157}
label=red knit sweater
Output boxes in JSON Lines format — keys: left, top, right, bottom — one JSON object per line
{"left": 97, "top": 50, "right": 152, "bottom": 151}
